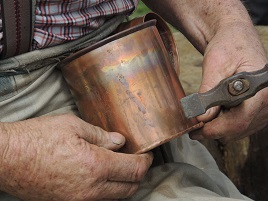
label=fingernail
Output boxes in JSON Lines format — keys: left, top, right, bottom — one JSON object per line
{"left": 110, "top": 132, "right": 125, "bottom": 145}
{"left": 204, "top": 108, "right": 213, "bottom": 116}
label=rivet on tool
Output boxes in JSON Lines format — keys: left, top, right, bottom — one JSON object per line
{"left": 233, "top": 80, "right": 244, "bottom": 92}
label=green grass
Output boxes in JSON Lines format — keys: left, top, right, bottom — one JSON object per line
{"left": 129, "top": 2, "right": 177, "bottom": 32}
{"left": 130, "top": 1, "right": 151, "bottom": 19}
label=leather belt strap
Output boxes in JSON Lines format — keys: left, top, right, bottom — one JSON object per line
{"left": 0, "top": 0, "right": 33, "bottom": 59}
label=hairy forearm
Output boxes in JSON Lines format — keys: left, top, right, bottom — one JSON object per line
{"left": 142, "top": 0, "right": 254, "bottom": 53}
{"left": 0, "top": 122, "right": 27, "bottom": 192}
{"left": 0, "top": 123, "right": 15, "bottom": 190}
{"left": 0, "top": 123, "right": 12, "bottom": 170}
{"left": 0, "top": 120, "right": 49, "bottom": 197}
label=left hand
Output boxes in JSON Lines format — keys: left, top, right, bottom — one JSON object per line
{"left": 189, "top": 21, "right": 268, "bottom": 143}
{"left": 0, "top": 114, "right": 153, "bottom": 200}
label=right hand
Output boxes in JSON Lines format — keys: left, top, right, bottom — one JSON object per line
{"left": 0, "top": 114, "right": 153, "bottom": 200}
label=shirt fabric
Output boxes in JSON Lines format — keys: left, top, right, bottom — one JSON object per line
{"left": 0, "top": 0, "right": 138, "bottom": 54}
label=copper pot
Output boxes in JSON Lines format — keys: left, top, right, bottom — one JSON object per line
{"left": 59, "top": 14, "right": 203, "bottom": 154}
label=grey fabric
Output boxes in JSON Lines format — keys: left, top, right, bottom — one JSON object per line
{"left": 126, "top": 135, "right": 253, "bottom": 201}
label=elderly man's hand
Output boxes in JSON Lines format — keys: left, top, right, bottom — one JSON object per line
{"left": 190, "top": 21, "right": 268, "bottom": 143}
{"left": 141, "top": 0, "right": 268, "bottom": 143}
{"left": 0, "top": 114, "right": 153, "bottom": 200}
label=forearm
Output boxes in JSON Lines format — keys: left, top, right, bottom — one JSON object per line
{"left": 0, "top": 123, "right": 16, "bottom": 191}
{"left": 0, "top": 123, "right": 13, "bottom": 174}
{"left": 0, "top": 122, "right": 29, "bottom": 193}
{"left": 142, "top": 0, "right": 256, "bottom": 53}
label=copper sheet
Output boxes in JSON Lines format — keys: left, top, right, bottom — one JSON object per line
{"left": 59, "top": 14, "right": 203, "bottom": 154}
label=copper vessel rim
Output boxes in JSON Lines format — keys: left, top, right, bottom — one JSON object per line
{"left": 58, "top": 20, "right": 157, "bottom": 69}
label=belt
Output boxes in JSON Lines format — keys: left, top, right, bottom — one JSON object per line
{"left": 0, "top": 15, "right": 126, "bottom": 76}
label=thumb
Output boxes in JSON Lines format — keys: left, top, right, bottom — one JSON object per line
{"left": 196, "top": 106, "right": 221, "bottom": 123}
{"left": 79, "top": 122, "right": 126, "bottom": 151}
{"left": 197, "top": 64, "right": 224, "bottom": 122}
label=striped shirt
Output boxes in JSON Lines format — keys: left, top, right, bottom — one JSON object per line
{"left": 0, "top": 0, "right": 138, "bottom": 54}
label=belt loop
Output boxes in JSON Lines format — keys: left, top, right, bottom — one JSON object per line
{"left": 0, "top": 0, "right": 34, "bottom": 59}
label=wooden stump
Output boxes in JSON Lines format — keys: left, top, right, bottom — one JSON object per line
{"left": 174, "top": 26, "right": 268, "bottom": 201}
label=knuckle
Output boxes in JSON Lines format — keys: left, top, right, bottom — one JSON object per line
{"left": 90, "top": 125, "right": 108, "bottom": 145}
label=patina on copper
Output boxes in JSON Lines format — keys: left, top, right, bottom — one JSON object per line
{"left": 59, "top": 13, "right": 203, "bottom": 154}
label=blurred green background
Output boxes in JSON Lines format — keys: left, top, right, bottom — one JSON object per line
{"left": 130, "top": 1, "right": 150, "bottom": 19}
{"left": 129, "top": 2, "right": 176, "bottom": 32}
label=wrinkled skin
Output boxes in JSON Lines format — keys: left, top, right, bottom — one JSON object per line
{"left": 0, "top": 114, "right": 153, "bottom": 200}
{"left": 190, "top": 22, "right": 268, "bottom": 143}
{"left": 143, "top": 0, "right": 268, "bottom": 143}
{"left": 1, "top": 0, "right": 267, "bottom": 200}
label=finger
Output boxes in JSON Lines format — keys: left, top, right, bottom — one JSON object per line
{"left": 106, "top": 152, "right": 153, "bottom": 182}
{"left": 190, "top": 87, "right": 268, "bottom": 142}
{"left": 190, "top": 105, "right": 248, "bottom": 141}
{"left": 79, "top": 121, "right": 126, "bottom": 151}
{"left": 190, "top": 107, "right": 221, "bottom": 140}
{"left": 190, "top": 119, "right": 225, "bottom": 141}
{"left": 196, "top": 106, "right": 221, "bottom": 123}
{"left": 100, "top": 181, "right": 140, "bottom": 200}
{"left": 197, "top": 58, "right": 231, "bottom": 123}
